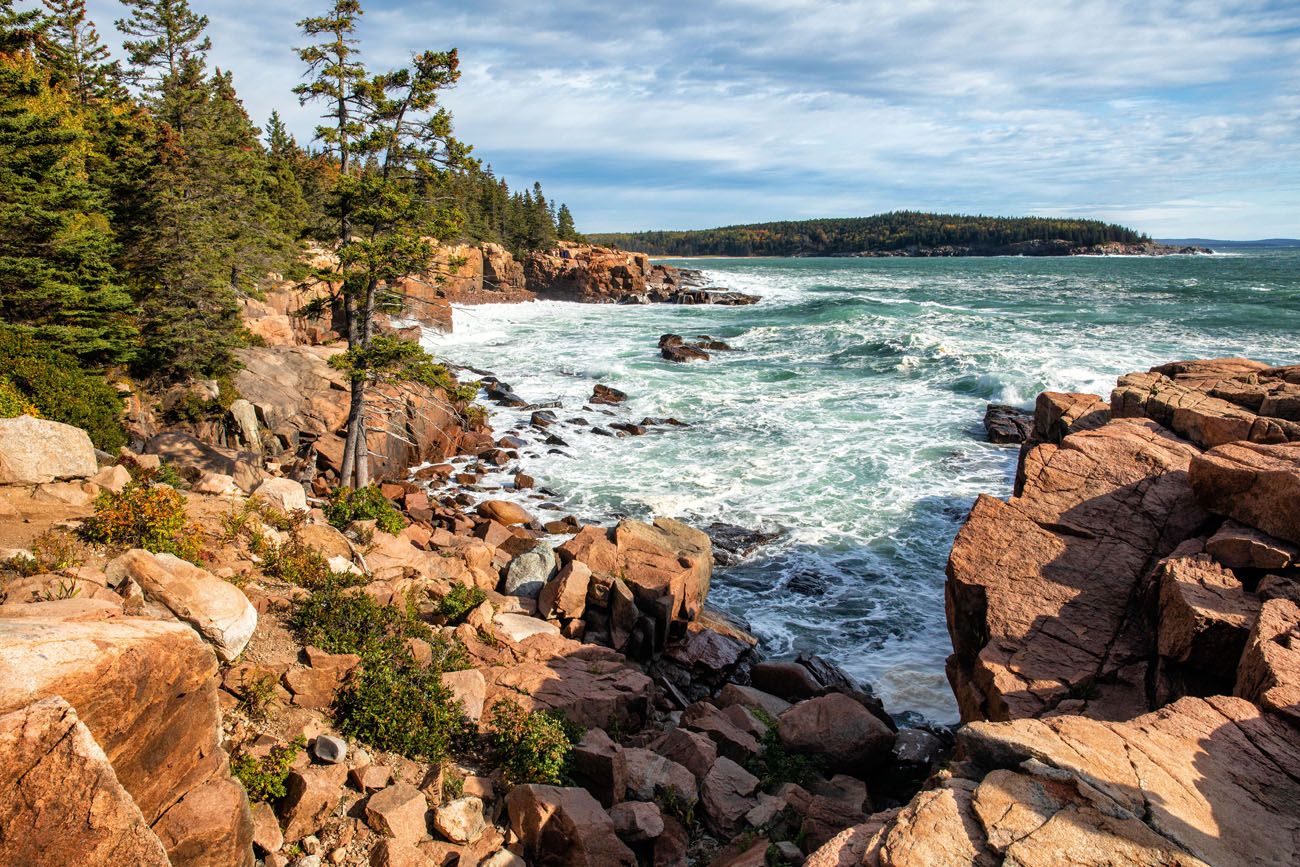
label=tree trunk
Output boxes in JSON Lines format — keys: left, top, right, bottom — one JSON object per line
{"left": 340, "top": 378, "right": 365, "bottom": 487}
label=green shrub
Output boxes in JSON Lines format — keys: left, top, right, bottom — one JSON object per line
{"left": 438, "top": 584, "right": 487, "bottom": 624}
{"left": 254, "top": 511, "right": 349, "bottom": 590}
{"left": 325, "top": 485, "right": 407, "bottom": 535}
{"left": 488, "top": 698, "right": 579, "bottom": 786}
{"left": 747, "top": 728, "right": 825, "bottom": 791}
{"left": 82, "top": 481, "right": 203, "bottom": 562}
{"left": 290, "top": 582, "right": 432, "bottom": 662}
{"left": 0, "top": 328, "right": 126, "bottom": 450}
{"left": 0, "top": 376, "right": 39, "bottom": 418}
{"left": 334, "top": 658, "right": 469, "bottom": 761}
{"left": 232, "top": 737, "right": 306, "bottom": 802}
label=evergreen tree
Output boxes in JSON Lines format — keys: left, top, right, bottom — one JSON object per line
{"left": 40, "top": 0, "right": 122, "bottom": 105}
{"left": 115, "top": 0, "right": 209, "bottom": 133}
{"left": 0, "top": 48, "right": 137, "bottom": 363}
{"left": 556, "top": 203, "right": 578, "bottom": 241}
{"left": 297, "top": 0, "right": 468, "bottom": 487}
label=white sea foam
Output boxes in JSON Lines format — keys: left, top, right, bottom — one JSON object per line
{"left": 425, "top": 251, "right": 1297, "bottom": 723}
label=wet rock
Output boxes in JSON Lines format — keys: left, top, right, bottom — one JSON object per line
{"left": 505, "top": 784, "right": 636, "bottom": 866}
{"left": 983, "top": 404, "right": 1033, "bottom": 444}
{"left": 779, "top": 693, "right": 895, "bottom": 768}
{"left": 661, "top": 342, "right": 710, "bottom": 363}
{"left": 591, "top": 384, "right": 628, "bottom": 405}
{"left": 705, "top": 522, "right": 781, "bottom": 565}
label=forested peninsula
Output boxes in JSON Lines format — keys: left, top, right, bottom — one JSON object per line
{"left": 592, "top": 211, "right": 1211, "bottom": 257}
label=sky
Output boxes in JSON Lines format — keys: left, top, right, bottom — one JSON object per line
{"left": 87, "top": 0, "right": 1300, "bottom": 238}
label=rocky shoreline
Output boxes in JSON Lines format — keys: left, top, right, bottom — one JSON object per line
{"left": 2, "top": 242, "right": 1297, "bottom": 866}
{"left": 848, "top": 239, "right": 1214, "bottom": 257}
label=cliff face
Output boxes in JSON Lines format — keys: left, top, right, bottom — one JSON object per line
{"left": 805, "top": 357, "right": 1300, "bottom": 866}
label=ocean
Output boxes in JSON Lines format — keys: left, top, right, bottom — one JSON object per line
{"left": 425, "top": 249, "right": 1300, "bottom": 723}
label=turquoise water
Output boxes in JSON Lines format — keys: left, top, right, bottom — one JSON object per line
{"left": 427, "top": 250, "right": 1299, "bottom": 722}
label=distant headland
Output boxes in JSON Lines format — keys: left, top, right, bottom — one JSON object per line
{"left": 591, "top": 211, "right": 1213, "bottom": 257}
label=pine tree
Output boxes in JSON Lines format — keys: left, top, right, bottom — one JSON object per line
{"left": 40, "top": 0, "right": 122, "bottom": 105}
{"left": 115, "top": 0, "right": 209, "bottom": 133}
{"left": 296, "top": 0, "right": 468, "bottom": 487}
{"left": 0, "top": 49, "right": 137, "bottom": 363}
{"left": 556, "top": 203, "right": 578, "bottom": 241}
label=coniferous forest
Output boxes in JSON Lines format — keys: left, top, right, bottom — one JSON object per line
{"left": 592, "top": 212, "right": 1147, "bottom": 257}
{"left": 0, "top": 0, "right": 580, "bottom": 399}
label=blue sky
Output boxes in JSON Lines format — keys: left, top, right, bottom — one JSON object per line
{"left": 87, "top": 0, "right": 1300, "bottom": 238}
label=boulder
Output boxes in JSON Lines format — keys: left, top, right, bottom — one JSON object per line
{"left": 253, "top": 477, "right": 308, "bottom": 514}
{"left": 1157, "top": 554, "right": 1260, "bottom": 693}
{"left": 311, "top": 735, "right": 347, "bottom": 764}
{"left": 537, "top": 560, "right": 591, "bottom": 620}
{"left": 152, "top": 776, "right": 255, "bottom": 867}
{"left": 479, "top": 499, "right": 534, "bottom": 526}
{"left": 484, "top": 640, "right": 653, "bottom": 730}
{"left": 608, "top": 801, "right": 664, "bottom": 842}
{"left": 441, "top": 669, "right": 487, "bottom": 723}
{"left": 1190, "top": 441, "right": 1300, "bottom": 545}
{"left": 432, "top": 796, "right": 485, "bottom": 844}
{"left": 700, "top": 757, "right": 759, "bottom": 838}
{"left": 751, "top": 660, "right": 822, "bottom": 700}
{"left": 493, "top": 612, "right": 562, "bottom": 643}
{"left": 250, "top": 801, "right": 283, "bottom": 854}
{"left": 1206, "top": 520, "right": 1298, "bottom": 569}
{"left": 1235, "top": 598, "right": 1300, "bottom": 726}
{"left": 0, "top": 609, "right": 248, "bottom": 866}
{"left": 89, "top": 463, "right": 132, "bottom": 493}
{"left": 503, "top": 543, "right": 557, "bottom": 597}
{"left": 778, "top": 693, "right": 895, "bottom": 767}
{"left": 570, "top": 728, "right": 626, "bottom": 807}
{"left": 505, "top": 784, "right": 636, "bottom": 866}
{"left": 107, "top": 549, "right": 257, "bottom": 662}
{"left": 281, "top": 764, "right": 348, "bottom": 842}
{"left": 681, "top": 701, "right": 761, "bottom": 762}
{"left": 365, "top": 783, "right": 428, "bottom": 842}
{"left": 650, "top": 726, "right": 718, "bottom": 782}
{"left": 0, "top": 697, "right": 170, "bottom": 867}
{"left": 0, "top": 416, "right": 97, "bottom": 484}
{"left": 624, "top": 748, "right": 696, "bottom": 804}
{"left": 946, "top": 420, "right": 1206, "bottom": 721}
{"left": 716, "top": 683, "right": 791, "bottom": 719}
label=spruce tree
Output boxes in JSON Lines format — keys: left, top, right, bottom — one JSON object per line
{"left": 0, "top": 48, "right": 137, "bottom": 364}
{"left": 556, "top": 203, "right": 578, "bottom": 241}
{"left": 115, "top": 0, "right": 209, "bottom": 133}
{"left": 41, "top": 0, "right": 122, "bottom": 105}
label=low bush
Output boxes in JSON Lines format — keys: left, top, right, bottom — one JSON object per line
{"left": 0, "top": 328, "right": 126, "bottom": 450}
{"left": 289, "top": 582, "right": 434, "bottom": 662}
{"left": 747, "top": 728, "right": 825, "bottom": 791}
{"left": 29, "top": 529, "right": 87, "bottom": 571}
{"left": 324, "top": 485, "right": 407, "bottom": 535}
{"left": 231, "top": 736, "right": 306, "bottom": 802}
{"left": 0, "top": 376, "right": 39, "bottom": 418}
{"left": 438, "top": 584, "right": 487, "bottom": 624}
{"left": 334, "top": 658, "right": 469, "bottom": 761}
{"left": 487, "top": 698, "right": 579, "bottom": 786}
{"left": 82, "top": 480, "right": 202, "bottom": 562}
